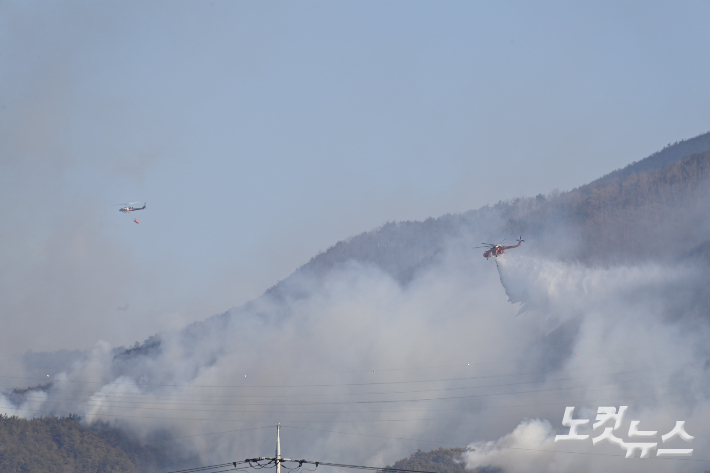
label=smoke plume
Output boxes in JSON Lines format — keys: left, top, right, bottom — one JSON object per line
{"left": 2, "top": 229, "right": 710, "bottom": 473}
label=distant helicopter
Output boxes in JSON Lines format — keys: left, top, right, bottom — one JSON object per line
{"left": 475, "top": 236, "right": 524, "bottom": 259}
{"left": 116, "top": 202, "right": 146, "bottom": 213}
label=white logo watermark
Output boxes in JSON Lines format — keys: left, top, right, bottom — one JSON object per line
{"left": 554, "top": 406, "right": 693, "bottom": 458}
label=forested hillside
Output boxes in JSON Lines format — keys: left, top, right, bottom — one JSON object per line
{"left": 507, "top": 146, "right": 710, "bottom": 261}
{"left": 386, "top": 448, "right": 468, "bottom": 473}
{"left": 0, "top": 416, "right": 189, "bottom": 473}
{"left": 282, "top": 133, "right": 710, "bottom": 288}
{"left": 592, "top": 130, "right": 710, "bottom": 185}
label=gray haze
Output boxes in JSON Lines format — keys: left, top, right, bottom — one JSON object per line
{"left": 3, "top": 191, "right": 710, "bottom": 472}
{"left": 2, "top": 2, "right": 710, "bottom": 472}
{"left": 2, "top": 1, "right": 710, "bottom": 363}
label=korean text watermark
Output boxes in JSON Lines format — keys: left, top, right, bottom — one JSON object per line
{"left": 554, "top": 406, "right": 693, "bottom": 458}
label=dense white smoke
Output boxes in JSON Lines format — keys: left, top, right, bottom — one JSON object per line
{"left": 459, "top": 255, "right": 710, "bottom": 472}
{"left": 2, "top": 238, "right": 710, "bottom": 473}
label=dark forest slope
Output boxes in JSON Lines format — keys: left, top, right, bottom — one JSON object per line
{"left": 590, "top": 130, "right": 710, "bottom": 186}
{"left": 507, "top": 147, "right": 710, "bottom": 261}
{"left": 277, "top": 134, "right": 710, "bottom": 288}
{"left": 0, "top": 416, "right": 188, "bottom": 473}
{"left": 386, "top": 448, "right": 468, "bottom": 473}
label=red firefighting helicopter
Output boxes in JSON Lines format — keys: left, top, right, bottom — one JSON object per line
{"left": 475, "top": 236, "right": 524, "bottom": 259}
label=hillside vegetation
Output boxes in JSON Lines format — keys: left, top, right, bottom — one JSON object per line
{"left": 386, "top": 448, "right": 468, "bottom": 473}
{"left": 0, "top": 415, "right": 183, "bottom": 473}
{"left": 284, "top": 133, "right": 710, "bottom": 287}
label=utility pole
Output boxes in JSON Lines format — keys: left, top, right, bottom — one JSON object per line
{"left": 276, "top": 424, "right": 281, "bottom": 473}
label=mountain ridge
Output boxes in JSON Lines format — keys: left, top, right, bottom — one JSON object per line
{"left": 7, "top": 131, "right": 710, "bottom": 473}
{"left": 279, "top": 131, "right": 710, "bottom": 287}
{"left": 586, "top": 130, "right": 710, "bottom": 189}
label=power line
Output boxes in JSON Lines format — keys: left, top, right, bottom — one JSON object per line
{"left": 164, "top": 448, "right": 710, "bottom": 473}
{"left": 243, "top": 458, "right": 443, "bottom": 473}
{"left": 159, "top": 420, "right": 710, "bottom": 473}
{"left": 2, "top": 379, "right": 688, "bottom": 414}
{"left": 5, "top": 366, "right": 678, "bottom": 404}
{"left": 164, "top": 462, "right": 237, "bottom": 473}
{"left": 0, "top": 359, "right": 697, "bottom": 390}
{"left": 0, "top": 387, "right": 690, "bottom": 426}
{"left": 165, "top": 425, "right": 273, "bottom": 441}
{"left": 278, "top": 425, "right": 467, "bottom": 447}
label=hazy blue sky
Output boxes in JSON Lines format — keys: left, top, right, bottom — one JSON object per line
{"left": 1, "top": 1, "right": 709, "bottom": 359}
